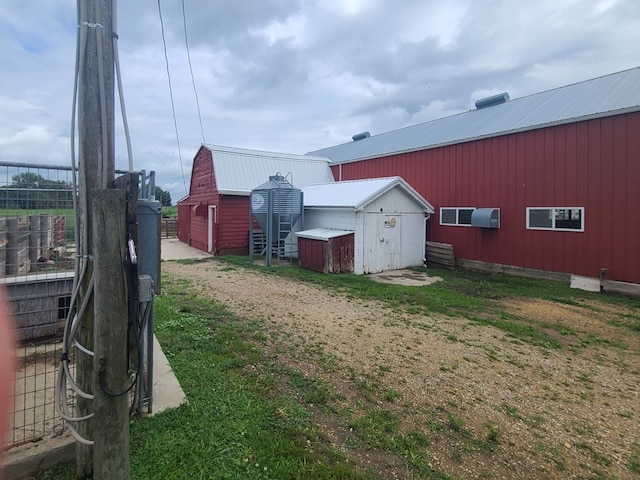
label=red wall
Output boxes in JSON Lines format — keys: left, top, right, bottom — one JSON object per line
{"left": 217, "top": 196, "right": 253, "bottom": 255}
{"left": 298, "top": 234, "right": 355, "bottom": 274}
{"left": 332, "top": 112, "right": 640, "bottom": 283}
{"left": 178, "top": 147, "right": 215, "bottom": 251}
{"left": 177, "top": 146, "right": 256, "bottom": 255}
{"left": 298, "top": 237, "right": 326, "bottom": 273}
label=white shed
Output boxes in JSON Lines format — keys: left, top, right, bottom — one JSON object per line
{"left": 299, "top": 176, "right": 435, "bottom": 274}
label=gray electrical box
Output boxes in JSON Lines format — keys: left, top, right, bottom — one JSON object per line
{"left": 471, "top": 208, "right": 500, "bottom": 228}
{"left": 137, "top": 199, "right": 161, "bottom": 293}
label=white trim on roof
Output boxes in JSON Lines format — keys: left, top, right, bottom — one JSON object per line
{"left": 204, "top": 144, "right": 330, "bottom": 163}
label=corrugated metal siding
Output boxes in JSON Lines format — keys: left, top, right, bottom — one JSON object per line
{"left": 312, "top": 67, "right": 640, "bottom": 164}
{"left": 332, "top": 111, "right": 640, "bottom": 283}
{"left": 208, "top": 145, "right": 334, "bottom": 194}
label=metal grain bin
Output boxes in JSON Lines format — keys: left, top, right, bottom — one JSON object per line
{"left": 250, "top": 175, "right": 303, "bottom": 266}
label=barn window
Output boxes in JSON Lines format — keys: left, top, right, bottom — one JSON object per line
{"left": 440, "top": 207, "right": 475, "bottom": 226}
{"left": 526, "top": 207, "right": 584, "bottom": 232}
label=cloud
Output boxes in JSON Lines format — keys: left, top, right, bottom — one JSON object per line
{"left": 0, "top": 0, "right": 638, "bottom": 203}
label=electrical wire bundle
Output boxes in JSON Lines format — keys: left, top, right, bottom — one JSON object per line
{"left": 56, "top": 0, "right": 135, "bottom": 446}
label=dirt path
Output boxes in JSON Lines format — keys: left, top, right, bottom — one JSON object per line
{"left": 162, "top": 260, "right": 640, "bottom": 479}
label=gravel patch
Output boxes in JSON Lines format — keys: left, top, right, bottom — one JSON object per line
{"left": 163, "top": 260, "right": 640, "bottom": 479}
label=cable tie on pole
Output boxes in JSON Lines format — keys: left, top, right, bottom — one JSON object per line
{"left": 79, "top": 21, "right": 105, "bottom": 29}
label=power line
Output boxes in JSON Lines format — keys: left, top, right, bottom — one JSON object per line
{"left": 157, "top": 0, "right": 187, "bottom": 194}
{"left": 181, "top": 0, "right": 206, "bottom": 144}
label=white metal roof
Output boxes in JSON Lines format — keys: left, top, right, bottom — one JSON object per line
{"left": 308, "top": 67, "right": 640, "bottom": 164}
{"left": 295, "top": 228, "right": 355, "bottom": 241}
{"left": 205, "top": 144, "right": 334, "bottom": 195}
{"left": 303, "top": 176, "right": 435, "bottom": 213}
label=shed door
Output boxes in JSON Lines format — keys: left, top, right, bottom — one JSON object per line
{"left": 382, "top": 215, "right": 402, "bottom": 271}
{"left": 363, "top": 213, "right": 402, "bottom": 273}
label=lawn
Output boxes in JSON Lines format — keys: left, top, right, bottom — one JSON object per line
{"left": 35, "top": 260, "right": 640, "bottom": 479}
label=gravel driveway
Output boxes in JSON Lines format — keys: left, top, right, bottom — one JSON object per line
{"left": 162, "top": 259, "right": 640, "bottom": 479}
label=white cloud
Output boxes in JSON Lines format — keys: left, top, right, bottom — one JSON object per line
{"left": 0, "top": 0, "right": 638, "bottom": 203}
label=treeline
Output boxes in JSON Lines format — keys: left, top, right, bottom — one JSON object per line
{"left": 0, "top": 173, "right": 74, "bottom": 210}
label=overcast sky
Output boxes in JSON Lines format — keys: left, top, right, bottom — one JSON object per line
{"left": 1, "top": 1, "right": 638, "bottom": 203}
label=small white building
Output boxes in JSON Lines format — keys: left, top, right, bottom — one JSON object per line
{"left": 299, "top": 176, "right": 435, "bottom": 274}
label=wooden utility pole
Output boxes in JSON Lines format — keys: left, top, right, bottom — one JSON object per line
{"left": 75, "top": 0, "right": 130, "bottom": 478}
{"left": 92, "top": 190, "right": 131, "bottom": 478}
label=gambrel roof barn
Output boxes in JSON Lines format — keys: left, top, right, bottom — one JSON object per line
{"left": 177, "top": 145, "right": 333, "bottom": 255}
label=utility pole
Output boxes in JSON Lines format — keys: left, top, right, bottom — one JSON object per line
{"left": 76, "top": 0, "right": 130, "bottom": 478}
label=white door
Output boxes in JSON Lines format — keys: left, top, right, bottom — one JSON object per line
{"left": 381, "top": 214, "right": 402, "bottom": 271}
{"left": 363, "top": 213, "right": 402, "bottom": 273}
{"left": 208, "top": 206, "right": 216, "bottom": 253}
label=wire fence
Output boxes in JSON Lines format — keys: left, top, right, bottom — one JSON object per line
{"left": 1, "top": 161, "right": 154, "bottom": 450}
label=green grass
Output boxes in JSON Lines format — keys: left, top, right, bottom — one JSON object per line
{"left": 36, "top": 274, "right": 380, "bottom": 480}
{"left": 1, "top": 207, "right": 76, "bottom": 242}
{"left": 35, "top": 259, "right": 640, "bottom": 479}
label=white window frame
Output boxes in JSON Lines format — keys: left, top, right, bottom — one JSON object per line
{"left": 440, "top": 207, "right": 476, "bottom": 227}
{"left": 526, "top": 207, "right": 585, "bottom": 232}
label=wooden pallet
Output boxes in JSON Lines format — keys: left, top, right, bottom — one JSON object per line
{"left": 426, "top": 241, "right": 455, "bottom": 269}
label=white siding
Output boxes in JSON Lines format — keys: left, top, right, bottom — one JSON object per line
{"left": 304, "top": 185, "right": 428, "bottom": 275}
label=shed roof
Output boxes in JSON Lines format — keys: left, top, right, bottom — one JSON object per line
{"left": 304, "top": 176, "right": 435, "bottom": 213}
{"left": 204, "top": 144, "right": 334, "bottom": 195}
{"left": 308, "top": 67, "right": 640, "bottom": 164}
{"left": 295, "top": 228, "right": 355, "bottom": 241}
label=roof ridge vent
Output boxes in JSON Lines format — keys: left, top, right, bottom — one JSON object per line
{"left": 352, "top": 131, "right": 371, "bottom": 141}
{"left": 475, "top": 92, "right": 510, "bottom": 109}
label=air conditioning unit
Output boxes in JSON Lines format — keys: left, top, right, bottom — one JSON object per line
{"left": 471, "top": 208, "right": 500, "bottom": 228}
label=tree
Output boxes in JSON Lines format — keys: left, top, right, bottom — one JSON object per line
{"left": 5, "top": 172, "right": 73, "bottom": 209}
{"left": 154, "top": 186, "right": 172, "bottom": 206}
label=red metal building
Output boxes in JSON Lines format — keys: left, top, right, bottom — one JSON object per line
{"left": 309, "top": 68, "right": 640, "bottom": 284}
{"left": 177, "top": 145, "right": 333, "bottom": 255}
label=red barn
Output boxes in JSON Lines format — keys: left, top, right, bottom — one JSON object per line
{"left": 309, "top": 67, "right": 640, "bottom": 284}
{"left": 177, "top": 145, "right": 333, "bottom": 255}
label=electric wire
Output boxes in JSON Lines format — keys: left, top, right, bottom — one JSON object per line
{"left": 181, "top": 0, "right": 206, "bottom": 144}
{"left": 112, "top": 0, "right": 134, "bottom": 172}
{"left": 157, "top": 0, "right": 188, "bottom": 194}
{"left": 57, "top": 0, "right": 142, "bottom": 446}
{"left": 93, "top": 0, "right": 109, "bottom": 189}
{"left": 57, "top": 0, "right": 94, "bottom": 446}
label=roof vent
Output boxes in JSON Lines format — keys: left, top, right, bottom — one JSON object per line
{"left": 475, "top": 92, "right": 510, "bottom": 109}
{"left": 352, "top": 131, "right": 371, "bottom": 141}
